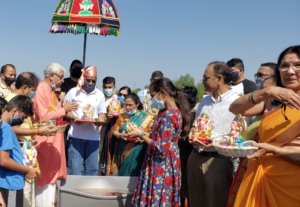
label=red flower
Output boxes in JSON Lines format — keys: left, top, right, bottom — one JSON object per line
{"left": 164, "top": 176, "right": 173, "bottom": 187}
{"left": 155, "top": 167, "right": 165, "bottom": 177}
{"left": 161, "top": 130, "right": 171, "bottom": 138}
{"left": 170, "top": 114, "right": 178, "bottom": 123}
{"left": 162, "top": 143, "right": 171, "bottom": 152}
{"left": 170, "top": 150, "right": 176, "bottom": 157}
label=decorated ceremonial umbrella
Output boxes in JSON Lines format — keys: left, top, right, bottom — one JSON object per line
{"left": 50, "top": 0, "right": 120, "bottom": 66}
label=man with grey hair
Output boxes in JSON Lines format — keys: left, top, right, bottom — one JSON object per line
{"left": 187, "top": 61, "right": 240, "bottom": 207}
{"left": 32, "top": 63, "right": 78, "bottom": 207}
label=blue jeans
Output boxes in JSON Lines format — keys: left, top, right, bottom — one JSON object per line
{"left": 67, "top": 137, "right": 100, "bottom": 175}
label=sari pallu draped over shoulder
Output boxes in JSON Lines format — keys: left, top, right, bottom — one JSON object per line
{"left": 111, "top": 111, "right": 153, "bottom": 176}
{"left": 234, "top": 106, "right": 300, "bottom": 207}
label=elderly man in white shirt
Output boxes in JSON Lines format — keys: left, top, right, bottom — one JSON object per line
{"left": 187, "top": 61, "right": 240, "bottom": 207}
{"left": 64, "top": 65, "right": 106, "bottom": 176}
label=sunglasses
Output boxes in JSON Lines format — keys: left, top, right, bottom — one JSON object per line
{"left": 254, "top": 72, "right": 273, "bottom": 79}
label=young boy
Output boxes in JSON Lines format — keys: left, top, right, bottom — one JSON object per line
{"left": 0, "top": 96, "right": 40, "bottom": 206}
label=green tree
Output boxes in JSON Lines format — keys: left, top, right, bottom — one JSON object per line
{"left": 174, "top": 74, "right": 195, "bottom": 88}
{"left": 132, "top": 88, "right": 141, "bottom": 94}
{"left": 196, "top": 82, "right": 205, "bottom": 102}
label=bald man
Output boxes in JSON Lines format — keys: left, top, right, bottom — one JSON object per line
{"left": 64, "top": 65, "right": 107, "bottom": 175}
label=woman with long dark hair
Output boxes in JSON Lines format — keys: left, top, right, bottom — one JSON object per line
{"left": 128, "top": 78, "right": 191, "bottom": 206}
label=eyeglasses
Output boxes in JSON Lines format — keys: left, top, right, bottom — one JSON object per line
{"left": 52, "top": 73, "right": 64, "bottom": 80}
{"left": 202, "top": 75, "right": 216, "bottom": 82}
{"left": 279, "top": 62, "right": 300, "bottom": 73}
{"left": 254, "top": 72, "right": 273, "bottom": 79}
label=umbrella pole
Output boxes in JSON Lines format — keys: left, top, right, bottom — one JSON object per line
{"left": 83, "top": 33, "right": 87, "bottom": 67}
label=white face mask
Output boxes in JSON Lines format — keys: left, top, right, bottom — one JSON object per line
{"left": 103, "top": 88, "right": 114, "bottom": 97}
{"left": 150, "top": 93, "right": 165, "bottom": 109}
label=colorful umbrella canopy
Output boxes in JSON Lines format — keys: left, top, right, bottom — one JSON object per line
{"left": 50, "top": 0, "right": 120, "bottom": 65}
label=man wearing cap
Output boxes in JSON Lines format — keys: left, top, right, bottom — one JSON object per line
{"left": 138, "top": 70, "right": 164, "bottom": 115}
{"left": 64, "top": 65, "right": 107, "bottom": 175}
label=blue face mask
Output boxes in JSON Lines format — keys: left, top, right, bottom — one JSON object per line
{"left": 51, "top": 82, "right": 56, "bottom": 91}
{"left": 83, "top": 82, "right": 96, "bottom": 91}
{"left": 230, "top": 71, "right": 240, "bottom": 82}
{"left": 117, "top": 96, "right": 125, "bottom": 104}
{"left": 103, "top": 88, "right": 114, "bottom": 97}
{"left": 9, "top": 112, "right": 24, "bottom": 126}
{"left": 126, "top": 109, "right": 137, "bottom": 116}
{"left": 150, "top": 95, "right": 165, "bottom": 109}
{"left": 255, "top": 78, "right": 265, "bottom": 89}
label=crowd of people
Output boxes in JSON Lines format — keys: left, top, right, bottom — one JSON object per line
{"left": 0, "top": 45, "right": 300, "bottom": 207}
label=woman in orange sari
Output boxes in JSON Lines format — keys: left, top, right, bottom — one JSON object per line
{"left": 229, "top": 45, "right": 300, "bottom": 207}
{"left": 32, "top": 63, "right": 77, "bottom": 207}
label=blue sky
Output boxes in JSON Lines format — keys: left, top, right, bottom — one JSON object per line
{"left": 0, "top": 1, "right": 299, "bottom": 89}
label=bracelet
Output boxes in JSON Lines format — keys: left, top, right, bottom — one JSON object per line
{"left": 248, "top": 92, "right": 258, "bottom": 104}
{"left": 139, "top": 133, "right": 146, "bottom": 139}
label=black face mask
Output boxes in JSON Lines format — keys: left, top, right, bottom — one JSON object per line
{"left": 9, "top": 112, "right": 24, "bottom": 126}
{"left": 4, "top": 77, "right": 16, "bottom": 86}
{"left": 70, "top": 69, "right": 82, "bottom": 79}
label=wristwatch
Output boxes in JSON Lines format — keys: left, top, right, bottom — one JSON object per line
{"left": 139, "top": 133, "right": 146, "bottom": 139}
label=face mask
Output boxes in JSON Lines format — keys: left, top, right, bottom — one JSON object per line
{"left": 51, "top": 82, "right": 56, "bottom": 91}
{"left": 126, "top": 109, "right": 137, "bottom": 116}
{"left": 9, "top": 112, "right": 24, "bottom": 126}
{"left": 70, "top": 69, "right": 82, "bottom": 79}
{"left": 83, "top": 82, "right": 96, "bottom": 91}
{"left": 28, "top": 91, "right": 36, "bottom": 99}
{"left": 4, "top": 77, "right": 16, "bottom": 86}
{"left": 150, "top": 96, "right": 165, "bottom": 109}
{"left": 230, "top": 71, "right": 240, "bottom": 82}
{"left": 103, "top": 88, "right": 114, "bottom": 97}
{"left": 117, "top": 96, "right": 125, "bottom": 104}
{"left": 255, "top": 78, "right": 265, "bottom": 89}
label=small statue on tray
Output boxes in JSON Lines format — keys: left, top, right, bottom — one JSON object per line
{"left": 227, "top": 114, "right": 247, "bottom": 146}
{"left": 189, "top": 113, "right": 215, "bottom": 145}
{"left": 108, "top": 98, "right": 123, "bottom": 116}
{"left": 82, "top": 103, "right": 95, "bottom": 120}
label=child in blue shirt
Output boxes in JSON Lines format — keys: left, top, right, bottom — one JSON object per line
{"left": 0, "top": 96, "right": 39, "bottom": 206}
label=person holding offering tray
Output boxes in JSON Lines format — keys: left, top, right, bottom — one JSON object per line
{"left": 64, "top": 65, "right": 107, "bottom": 176}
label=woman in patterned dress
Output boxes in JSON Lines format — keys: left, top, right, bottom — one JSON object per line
{"left": 128, "top": 78, "right": 192, "bottom": 207}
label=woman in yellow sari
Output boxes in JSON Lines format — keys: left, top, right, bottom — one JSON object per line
{"left": 109, "top": 93, "right": 153, "bottom": 176}
{"left": 229, "top": 45, "right": 300, "bottom": 207}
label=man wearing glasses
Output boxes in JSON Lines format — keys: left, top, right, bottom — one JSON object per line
{"left": 254, "top": 62, "right": 277, "bottom": 89}
{"left": 187, "top": 61, "right": 240, "bottom": 207}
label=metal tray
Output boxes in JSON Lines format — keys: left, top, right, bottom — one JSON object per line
{"left": 57, "top": 176, "right": 138, "bottom": 207}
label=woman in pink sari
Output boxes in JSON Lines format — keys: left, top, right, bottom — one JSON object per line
{"left": 32, "top": 63, "right": 77, "bottom": 207}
